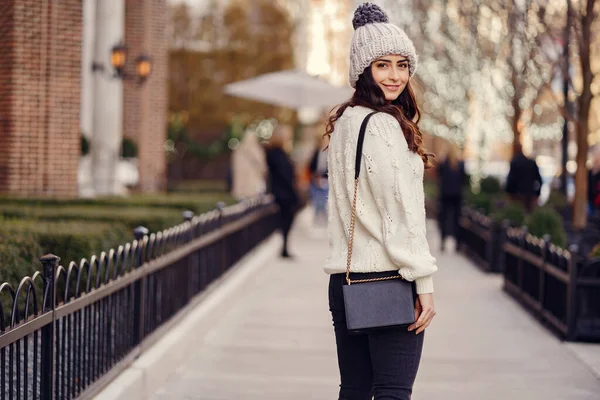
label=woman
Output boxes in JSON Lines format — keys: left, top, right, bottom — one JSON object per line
{"left": 438, "top": 143, "right": 466, "bottom": 251}
{"left": 264, "top": 124, "right": 299, "bottom": 258}
{"left": 324, "top": 3, "right": 437, "bottom": 399}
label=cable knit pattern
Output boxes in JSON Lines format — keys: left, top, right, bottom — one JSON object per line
{"left": 324, "top": 106, "right": 437, "bottom": 294}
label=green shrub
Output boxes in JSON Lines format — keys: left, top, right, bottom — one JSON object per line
{"left": 545, "top": 190, "right": 569, "bottom": 209}
{"left": 589, "top": 243, "right": 600, "bottom": 259}
{"left": 81, "top": 135, "right": 90, "bottom": 156}
{"left": 121, "top": 138, "right": 138, "bottom": 158}
{"left": 491, "top": 202, "right": 526, "bottom": 226}
{"left": 479, "top": 176, "right": 502, "bottom": 195}
{"left": 1, "top": 220, "right": 131, "bottom": 268}
{"left": 0, "top": 230, "right": 42, "bottom": 287}
{"left": 0, "top": 205, "right": 183, "bottom": 233}
{"left": 0, "top": 193, "right": 233, "bottom": 215}
{"left": 167, "top": 180, "right": 228, "bottom": 194}
{"left": 465, "top": 192, "right": 492, "bottom": 215}
{"left": 0, "top": 232, "right": 43, "bottom": 323}
{"left": 526, "top": 207, "right": 567, "bottom": 248}
{"left": 0, "top": 221, "right": 132, "bottom": 322}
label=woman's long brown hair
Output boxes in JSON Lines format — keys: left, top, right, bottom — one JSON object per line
{"left": 325, "top": 67, "right": 433, "bottom": 169}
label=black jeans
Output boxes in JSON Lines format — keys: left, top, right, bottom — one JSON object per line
{"left": 328, "top": 272, "right": 424, "bottom": 400}
{"left": 439, "top": 195, "right": 462, "bottom": 242}
{"left": 277, "top": 200, "right": 296, "bottom": 256}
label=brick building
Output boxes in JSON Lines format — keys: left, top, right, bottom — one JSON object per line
{"left": 0, "top": 0, "right": 168, "bottom": 197}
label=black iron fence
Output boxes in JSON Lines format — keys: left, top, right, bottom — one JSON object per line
{"left": 502, "top": 227, "right": 600, "bottom": 342}
{"left": 0, "top": 196, "right": 278, "bottom": 399}
{"left": 457, "top": 207, "right": 506, "bottom": 273}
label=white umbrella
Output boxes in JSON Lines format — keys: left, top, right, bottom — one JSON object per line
{"left": 223, "top": 70, "right": 354, "bottom": 109}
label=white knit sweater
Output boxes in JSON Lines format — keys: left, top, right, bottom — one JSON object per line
{"left": 324, "top": 106, "right": 437, "bottom": 294}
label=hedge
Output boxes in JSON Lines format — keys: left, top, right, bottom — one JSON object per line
{"left": 0, "top": 205, "right": 189, "bottom": 233}
{"left": 0, "top": 220, "right": 134, "bottom": 321}
{"left": 166, "top": 180, "right": 229, "bottom": 194}
{"left": 0, "top": 227, "right": 42, "bottom": 290}
{"left": 0, "top": 192, "right": 235, "bottom": 215}
{"left": 491, "top": 202, "right": 526, "bottom": 226}
{"left": 0, "top": 220, "right": 131, "bottom": 281}
{"left": 526, "top": 207, "right": 567, "bottom": 248}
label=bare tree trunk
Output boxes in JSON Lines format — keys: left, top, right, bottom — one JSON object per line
{"left": 572, "top": 0, "right": 596, "bottom": 230}
{"left": 574, "top": 113, "right": 590, "bottom": 229}
{"left": 511, "top": 98, "right": 522, "bottom": 156}
{"left": 508, "top": 3, "right": 523, "bottom": 157}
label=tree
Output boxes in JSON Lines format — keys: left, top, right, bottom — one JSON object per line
{"left": 168, "top": 0, "right": 296, "bottom": 134}
{"left": 568, "top": 0, "right": 598, "bottom": 229}
{"left": 534, "top": 0, "right": 599, "bottom": 229}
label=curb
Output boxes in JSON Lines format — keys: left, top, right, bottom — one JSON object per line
{"left": 93, "top": 233, "right": 282, "bottom": 400}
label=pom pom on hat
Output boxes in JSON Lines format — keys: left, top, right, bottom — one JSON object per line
{"left": 352, "top": 2, "right": 389, "bottom": 30}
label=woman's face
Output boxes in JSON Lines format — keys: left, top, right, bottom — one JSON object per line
{"left": 370, "top": 55, "right": 410, "bottom": 102}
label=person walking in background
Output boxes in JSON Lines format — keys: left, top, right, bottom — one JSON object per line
{"left": 309, "top": 135, "right": 329, "bottom": 228}
{"left": 505, "top": 143, "right": 542, "bottom": 212}
{"left": 264, "top": 124, "right": 299, "bottom": 259}
{"left": 588, "top": 145, "right": 600, "bottom": 217}
{"left": 324, "top": 3, "right": 437, "bottom": 399}
{"left": 231, "top": 130, "right": 267, "bottom": 200}
{"left": 438, "top": 143, "right": 465, "bottom": 252}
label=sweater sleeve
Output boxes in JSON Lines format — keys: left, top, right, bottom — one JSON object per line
{"left": 361, "top": 113, "right": 437, "bottom": 294}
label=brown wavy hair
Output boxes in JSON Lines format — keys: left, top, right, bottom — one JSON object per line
{"left": 325, "top": 67, "right": 434, "bottom": 169}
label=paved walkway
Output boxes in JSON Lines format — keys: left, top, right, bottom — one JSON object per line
{"left": 151, "top": 211, "right": 600, "bottom": 400}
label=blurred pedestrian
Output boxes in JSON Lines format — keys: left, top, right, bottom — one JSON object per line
{"left": 587, "top": 144, "right": 600, "bottom": 217}
{"left": 264, "top": 124, "right": 299, "bottom": 258}
{"left": 309, "top": 135, "right": 329, "bottom": 227}
{"left": 324, "top": 3, "right": 437, "bottom": 399}
{"left": 438, "top": 143, "right": 465, "bottom": 251}
{"left": 231, "top": 130, "right": 267, "bottom": 200}
{"left": 505, "top": 143, "right": 542, "bottom": 212}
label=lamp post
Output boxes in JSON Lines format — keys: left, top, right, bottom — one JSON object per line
{"left": 92, "top": 41, "right": 152, "bottom": 83}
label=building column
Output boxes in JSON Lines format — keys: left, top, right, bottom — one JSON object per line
{"left": 90, "top": 0, "right": 125, "bottom": 196}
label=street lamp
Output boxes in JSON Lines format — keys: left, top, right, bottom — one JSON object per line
{"left": 135, "top": 55, "right": 152, "bottom": 82}
{"left": 92, "top": 41, "right": 151, "bottom": 84}
{"left": 110, "top": 43, "right": 127, "bottom": 76}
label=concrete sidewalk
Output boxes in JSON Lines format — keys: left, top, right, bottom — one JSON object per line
{"left": 148, "top": 211, "right": 600, "bottom": 400}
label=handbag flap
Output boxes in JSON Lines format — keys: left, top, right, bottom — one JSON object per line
{"left": 342, "top": 279, "right": 415, "bottom": 332}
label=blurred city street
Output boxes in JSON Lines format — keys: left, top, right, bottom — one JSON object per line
{"left": 1, "top": 1, "right": 599, "bottom": 398}
{"left": 148, "top": 210, "right": 600, "bottom": 400}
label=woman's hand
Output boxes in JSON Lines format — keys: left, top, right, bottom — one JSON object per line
{"left": 408, "top": 293, "right": 435, "bottom": 334}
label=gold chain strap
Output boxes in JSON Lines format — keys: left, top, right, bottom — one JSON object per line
{"left": 346, "top": 178, "right": 401, "bottom": 285}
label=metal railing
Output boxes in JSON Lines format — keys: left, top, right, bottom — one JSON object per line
{"left": 502, "top": 227, "right": 600, "bottom": 342}
{"left": 0, "top": 196, "right": 279, "bottom": 399}
{"left": 457, "top": 207, "right": 507, "bottom": 273}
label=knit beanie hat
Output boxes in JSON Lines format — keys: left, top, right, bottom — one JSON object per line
{"left": 349, "top": 2, "right": 418, "bottom": 88}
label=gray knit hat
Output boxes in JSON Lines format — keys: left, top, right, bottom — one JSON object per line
{"left": 349, "top": 2, "right": 418, "bottom": 88}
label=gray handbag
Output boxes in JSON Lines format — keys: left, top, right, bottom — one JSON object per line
{"left": 342, "top": 111, "right": 416, "bottom": 334}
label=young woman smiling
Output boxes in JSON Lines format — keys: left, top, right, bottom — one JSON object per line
{"left": 324, "top": 3, "right": 438, "bottom": 399}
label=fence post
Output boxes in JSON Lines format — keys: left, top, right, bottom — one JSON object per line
{"left": 566, "top": 244, "right": 579, "bottom": 340}
{"left": 484, "top": 217, "right": 494, "bottom": 271}
{"left": 498, "top": 220, "right": 511, "bottom": 274}
{"left": 216, "top": 202, "right": 227, "bottom": 272}
{"left": 133, "top": 227, "right": 149, "bottom": 345}
{"left": 540, "top": 234, "right": 551, "bottom": 312}
{"left": 517, "top": 226, "right": 528, "bottom": 297}
{"left": 183, "top": 211, "right": 195, "bottom": 301}
{"left": 40, "top": 254, "right": 60, "bottom": 400}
